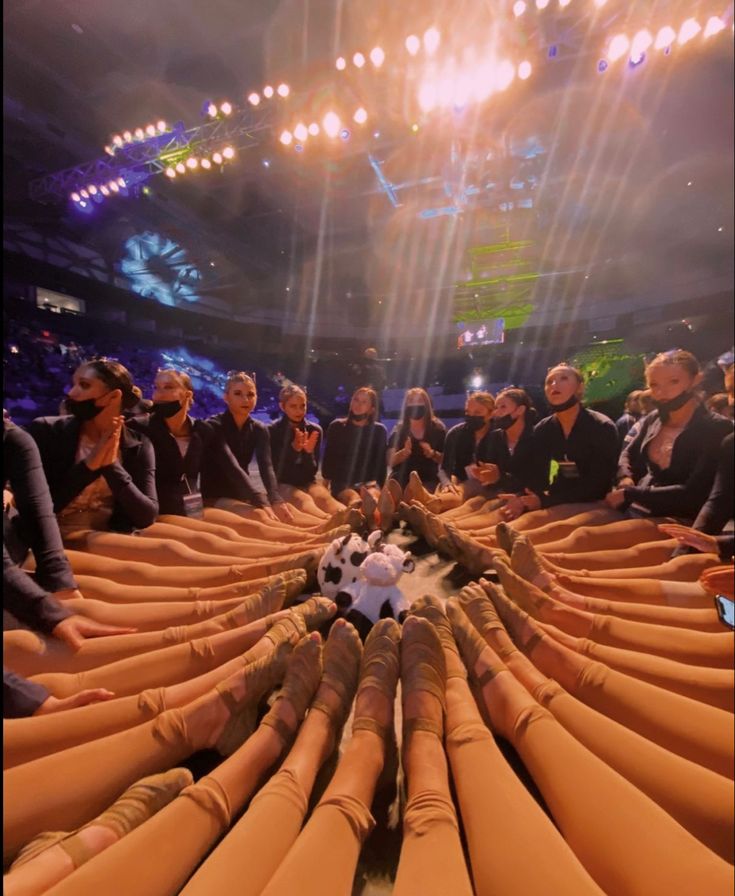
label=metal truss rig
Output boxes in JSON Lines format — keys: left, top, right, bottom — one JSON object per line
{"left": 29, "top": 107, "right": 276, "bottom": 204}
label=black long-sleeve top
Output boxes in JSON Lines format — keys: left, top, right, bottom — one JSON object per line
{"left": 388, "top": 418, "right": 447, "bottom": 489}
{"left": 4, "top": 668, "right": 49, "bottom": 717}
{"left": 202, "top": 412, "right": 279, "bottom": 506}
{"left": 618, "top": 405, "right": 733, "bottom": 520}
{"left": 441, "top": 423, "right": 495, "bottom": 483}
{"left": 692, "top": 432, "right": 734, "bottom": 561}
{"left": 27, "top": 416, "right": 158, "bottom": 531}
{"left": 4, "top": 544, "right": 72, "bottom": 633}
{"left": 531, "top": 407, "right": 618, "bottom": 507}
{"left": 128, "top": 414, "right": 265, "bottom": 515}
{"left": 3, "top": 421, "right": 76, "bottom": 593}
{"left": 322, "top": 419, "right": 387, "bottom": 494}
{"left": 484, "top": 424, "right": 549, "bottom": 496}
{"left": 267, "top": 416, "right": 322, "bottom": 489}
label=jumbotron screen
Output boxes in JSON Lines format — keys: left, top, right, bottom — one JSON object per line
{"left": 456, "top": 319, "right": 505, "bottom": 350}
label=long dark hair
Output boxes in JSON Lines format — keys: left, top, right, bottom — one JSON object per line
{"left": 495, "top": 387, "right": 538, "bottom": 427}
{"left": 80, "top": 359, "right": 138, "bottom": 410}
{"left": 396, "top": 387, "right": 442, "bottom": 444}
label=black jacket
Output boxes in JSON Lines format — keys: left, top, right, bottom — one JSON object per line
{"left": 4, "top": 668, "right": 50, "bottom": 718}
{"left": 268, "top": 416, "right": 322, "bottom": 489}
{"left": 441, "top": 423, "right": 495, "bottom": 483}
{"left": 322, "top": 419, "right": 387, "bottom": 492}
{"left": 4, "top": 421, "right": 77, "bottom": 593}
{"left": 388, "top": 418, "right": 446, "bottom": 488}
{"left": 532, "top": 407, "right": 618, "bottom": 507}
{"left": 201, "top": 413, "right": 278, "bottom": 507}
{"left": 128, "top": 414, "right": 264, "bottom": 515}
{"left": 618, "top": 406, "right": 733, "bottom": 520}
{"left": 27, "top": 416, "right": 158, "bottom": 531}
{"left": 484, "top": 424, "right": 548, "bottom": 496}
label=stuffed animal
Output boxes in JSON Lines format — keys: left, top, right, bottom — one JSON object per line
{"left": 338, "top": 531, "right": 416, "bottom": 640}
{"left": 317, "top": 532, "right": 370, "bottom": 600}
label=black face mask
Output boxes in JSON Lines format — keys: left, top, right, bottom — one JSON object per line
{"left": 152, "top": 400, "right": 183, "bottom": 419}
{"left": 494, "top": 414, "right": 516, "bottom": 431}
{"left": 654, "top": 391, "right": 693, "bottom": 423}
{"left": 65, "top": 397, "right": 104, "bottom": 421}
{"left": 349, "top": 411, "right": 369, "bottom": 422}
{"left": 464, "top": 414, "right": 487, "bottom": 431}
{"left": 549, "top": 395, "right": 579, "bottom": 413}
{"left": 406, "top": 405, "right": 427, "bottom": 420}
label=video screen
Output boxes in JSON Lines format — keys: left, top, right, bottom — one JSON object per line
{"left": 456, "top": 319, "right": 505, "bottom": 349}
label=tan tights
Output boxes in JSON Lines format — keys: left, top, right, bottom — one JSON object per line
{"left": 471, "top": 655, "right": 733, "bottom": 894}
{"left": 4, "top": 637, "right": 276, "bottom": 770}
{"left": 30, "top": 622, "right": 277, "bottom": 698}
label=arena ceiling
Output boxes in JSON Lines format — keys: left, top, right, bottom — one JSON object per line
{"left": 3, "top": 0, "right": 734, "bottom": 320}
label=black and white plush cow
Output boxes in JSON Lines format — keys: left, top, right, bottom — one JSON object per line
{"left": 317, "top": 533, "right": 370, "bottom": 600}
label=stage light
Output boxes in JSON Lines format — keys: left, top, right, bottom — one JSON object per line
{"left": 677, "top": 18, "right": 701, "bottom": 45}
{"left": 323, "top": 111, "right": 341, "bottom": 138}
{"left": 157, "top": 121, "right": 167, "bottom": 132}
{"left": 517, "top": 60, "right": 532, "bottom": 80}
{"left": 280, "top": 130, "right": 293, "bottom": 146}
{"left": 165, "top": 167, "right": 176, "bottom": 178}
{"left": 112, "top": 135, "right": 123, "bottom": 147}
{"left": 423, "top": 27, "right": 440, "bottom": 55}
{"left": 186, "top": 157, "right": 199, "bottom": 169}
{"left": 594, "top": 0, "right": 607, "bottom": 5}
{"left": 370, "top": 47, "right": 385, "bottom": 67}
{"left": 212, "top": 151, "right": 223, "bottom": 164}
{"left": 353, "top": 107, "right": 368, "bottom": 124}
{"left": 308, "top": 122, "right": 320, "bottom": 136}
{"left": 535, "top": 0, "right": 549, "bottom": 9}
{"left": 405, "top": 34, "right": 420, "bottom": 55}
{"left": 123, "top": 131, "right": 132, "bottom": 142}
{"left": 496, "top": 60, "right": 515, "bottom": 90}
{"left": 207, "top": 103, "right": 218, "bottom": 117}
{"left": 353, "top": 52, "right": 366, "bottom": 68}
{"left": 88, "top": 185, "right": 98, "bottom": 195}
{"left": 80, "top": 189, "right": 89, "bottom": 198}
{"left": 222, "top": 146, "right": 235, "bottom": 159}
{"left": 104, "top": 145, "right": 114, "bottom": 156}
{"left": 110, "top": 181, "right": 120, "bottom": 191}
{"left": 146, "top": 124, "right": 156, "bottom": 136}
{"left": 340, "top": 128, "right": 351, "bottom": 140}
{"left": 654, "top": 26, "right": 676, "bottom": 49}
{"left": 607, "top": 34, "right": 629, "bottom": 62}
{"left": 201, "top": 158, "right": 212, "bottom": 169}
{"left": 248, "top": 92, "right": 260, "bottom": 106}
{"left": 513, "top": 1, "right": 526, "bottom": 16}
{"left": 71, "top": 191, "right": 81, "bottom": 202}
{"left": 100, "top": 185, "right": 110, "bottom": 196}
{"left": 294, "top": 123, "right": 308, "bottom": 141}
{"left": 295, "top": 143, "right": 304, "bottom": 152}
{"left": 79, "top": 201, "right": 87, "bottom": 208}
{"left": 704, "top": 16, "right": 725, "bottom": 38}
{"left": 277, "top": 84, "right": 290, "bottom": 97}
{"left": 559, "top": 0, "right": 571, "bottom": 7}
{"left": 175, "top": 162, "right": 186, "bottom": 174}
{"left": 263, "top": 85, "right": 274, "bottom": 98}
{"left": 411, "top": 123, "right": 419, "bottom": 132}
{"left": 629, "top": 29, "right": 652, "bottom": 62}
{"left": 220, "top": 101, "right": 233, "bottom": 115}
{"left": 117, "top": 177, "right": 126, "bottom": 187}
{"left": 336, "top": 56, "right": 347, "bottom": 70}
{"left": 418, "top": 80, "right": 438, "bottom": 112}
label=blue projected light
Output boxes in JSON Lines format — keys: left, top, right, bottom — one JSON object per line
{"left": 119, "top": 232, "right": 203, "bottom": 307}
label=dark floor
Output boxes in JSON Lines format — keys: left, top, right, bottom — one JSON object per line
{"left": 187, "top": 521, "right": 550, "bottom": 894}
